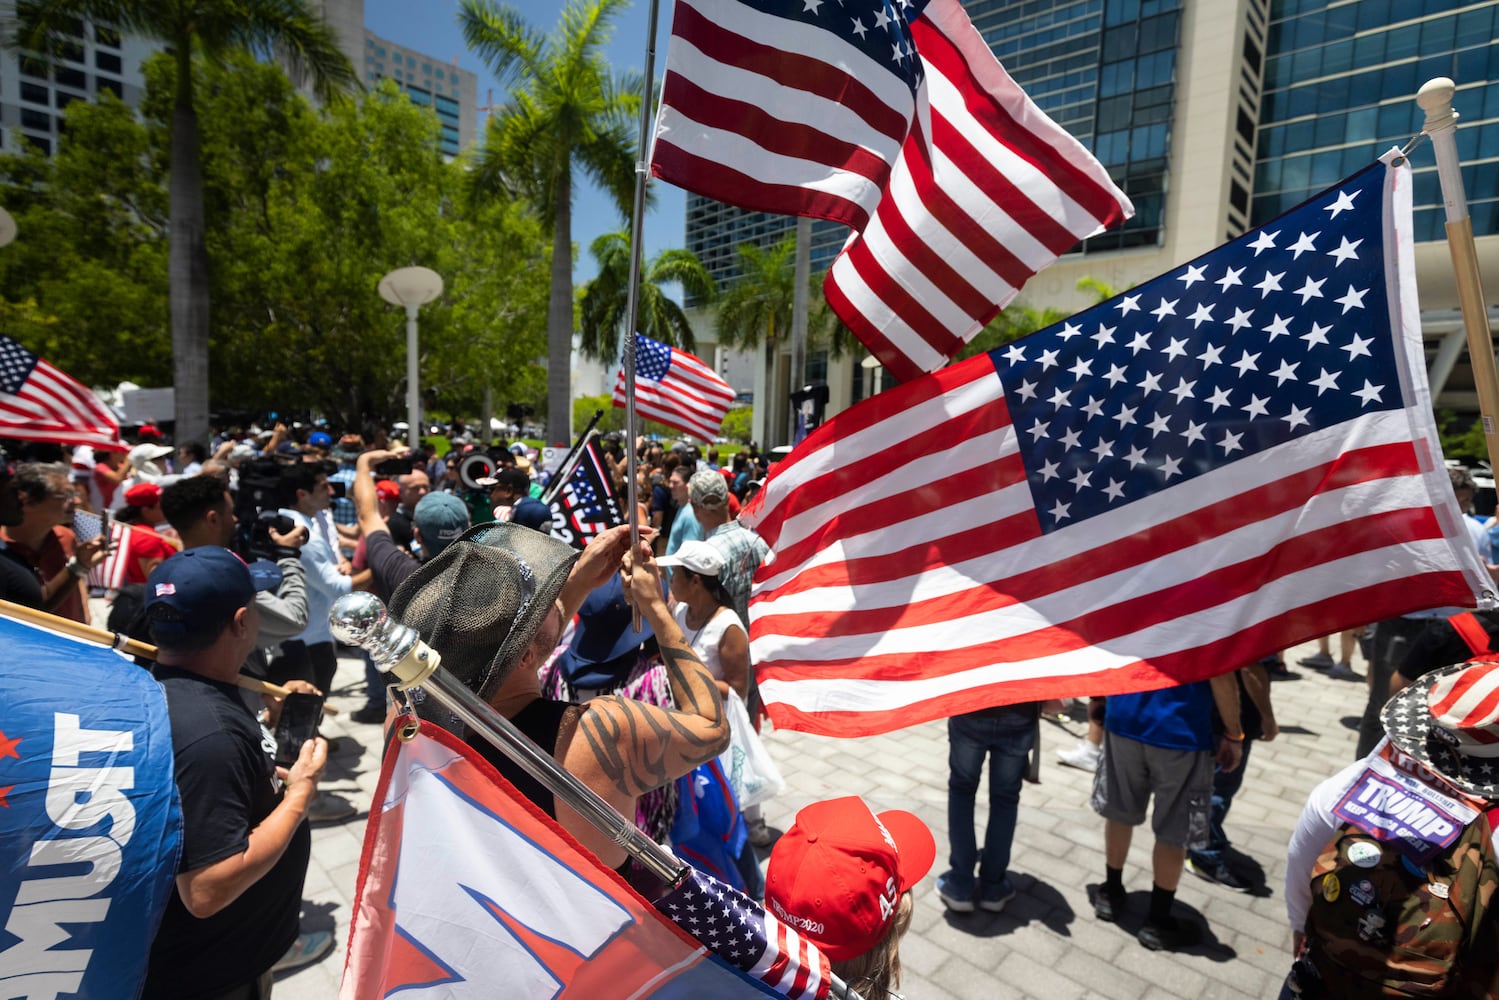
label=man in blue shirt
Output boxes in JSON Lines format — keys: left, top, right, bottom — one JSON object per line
{"left": 1090, "top": 674, "right": 1241, "bottom": 951}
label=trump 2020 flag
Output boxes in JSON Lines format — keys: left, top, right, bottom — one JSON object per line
{"left": 613, "top": 333, "right": 735, "bottom": 441}
{"left": 0, "top": 612, "right": 182, "bottom": 999}
{"left": 651, "top": 0, "right": 1132, "bottom": 381}
{"left": 742, "top": 152, "right": 1491, "bottom": 738}
{"left": 342, "top": 723, "right": 820, "bottom": 998}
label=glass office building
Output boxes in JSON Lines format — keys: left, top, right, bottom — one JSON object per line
{"left": 362, "top": 33, "right": 478, "bottom": 159}
{"left": 1254, "top": 0, "right": 1499, "bottom": 243}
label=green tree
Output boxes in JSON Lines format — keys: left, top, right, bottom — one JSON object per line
{"left": 460, "top": 0, "right": 640, "bottom": 444}
{"left": 577, "top": 232, "right": 716, "bottom": 363}
{"left": 720, "top": 406, "right": 752, "bottom": 443}
{"left": 16, "top": 0, "right": 357, "bottom": 446}
{"left": 715, "top": 237, "right": 798, "bottom": 439}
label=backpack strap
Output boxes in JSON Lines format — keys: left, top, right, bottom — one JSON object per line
{"left": 1449, "top": 612, "right": 1496, "bottom": 658}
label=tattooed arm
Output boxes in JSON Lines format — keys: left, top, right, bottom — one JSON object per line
{"left": 565, "top": 543, "right": 731, "bottom": 801}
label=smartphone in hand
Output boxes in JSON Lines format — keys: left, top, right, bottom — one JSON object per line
{"left": 273, "top": 692, "right": 325, "bottom": 769}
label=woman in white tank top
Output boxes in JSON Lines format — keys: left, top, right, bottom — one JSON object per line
{"left": 659, "top": 540, "right": 750, "bottom": 700}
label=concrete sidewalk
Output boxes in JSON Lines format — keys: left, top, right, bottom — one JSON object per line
{"left": 278, "top": 638, "right": 1369, "bottom": 999}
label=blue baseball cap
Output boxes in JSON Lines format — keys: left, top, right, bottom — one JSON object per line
{"left": 509, "top": 496, "right": 554, "bottom": 533}
{"left": 307, "top": 431, "right": 333, "bottom": 449}
{"left": 145, "top": 547, "right": 277, "bottom": 646}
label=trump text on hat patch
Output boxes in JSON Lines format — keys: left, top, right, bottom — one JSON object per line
{"left": 1334, "top": 754, "right": 1478, "bottom": 863}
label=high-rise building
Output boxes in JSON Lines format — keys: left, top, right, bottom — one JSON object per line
{"left": 3, "top": 1, "right": 479, "bottom": 161}
{"left": 0, "top": 18, "right": 154, "bottom": 157}
{"left": 683, "top": 0, "right": 1499, "bottom": 438}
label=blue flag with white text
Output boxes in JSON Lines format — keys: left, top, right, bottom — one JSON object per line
{"left": 0, "top": 613, "right": 182, "bottom": 999}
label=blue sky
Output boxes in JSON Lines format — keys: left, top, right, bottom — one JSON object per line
{"left": 364, "top": 0, "right": 688, "bottom": 287}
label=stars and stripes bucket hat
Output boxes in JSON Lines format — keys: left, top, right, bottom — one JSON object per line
{"left": 1381, "top": 659, "right": 1499, "bottom": 798}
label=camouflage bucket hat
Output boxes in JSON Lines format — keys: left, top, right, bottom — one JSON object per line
{"left": 389, "top": 521, "right": 578, "bottom": 722}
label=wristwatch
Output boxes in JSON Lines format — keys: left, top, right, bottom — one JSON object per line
{"left": 65, "top": 557, "right": 88, "bottom": 579}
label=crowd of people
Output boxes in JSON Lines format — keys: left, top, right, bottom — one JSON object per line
{"left": 7, "top": 419, "right": 1499, "bottom": 999}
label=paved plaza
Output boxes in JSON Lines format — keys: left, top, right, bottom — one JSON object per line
{"left": 278, "top": 637, "right": 1370, "bottom": 999}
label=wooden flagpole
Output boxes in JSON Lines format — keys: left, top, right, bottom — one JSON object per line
{"left": 1418, "top": 78, "right": 1499, "bottom": 476}
{"left": 0, "top": 599, "right": 337, "bottom": 712}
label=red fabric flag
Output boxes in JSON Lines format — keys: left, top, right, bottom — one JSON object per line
{"left": 651, "top": 0, "right": 1133, "bottom": 381}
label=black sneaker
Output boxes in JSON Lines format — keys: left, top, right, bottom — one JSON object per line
{"left": 1093, "top": 884, "right": 1127, "bottom": 923}
{"left": 1185, "top": 857, "right": 1252, "bottom": 893}
{"left": 351, "top": 704, "right": 388, "bottom": 725}
{"left": 1138, "top": 917, "right": 1201, "bottom": 951}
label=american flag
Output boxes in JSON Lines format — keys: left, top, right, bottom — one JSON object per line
{"left": 0, "top": 336, "right": 121, "bottom": 450}
{"left": 654, "top": 868, "right": 831, "bottom": 1000}
{"left": 741, "top": 156, "right": 1491, "bottom": 738}
{"left": 613, "top": 333, "right": 736, "bottom": 441}
{"left": 651, "top": 0, "right": 1132, "bottom": 382}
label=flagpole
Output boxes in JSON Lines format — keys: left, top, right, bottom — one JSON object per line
{"left": 1417, "top": 78, "right": 1499, "bottom": 475}
{"left": 0, "top": 601, "right": 335, "bottom": 711}
{"left": 619, "top": 0, "right": 665, "bottom": 630}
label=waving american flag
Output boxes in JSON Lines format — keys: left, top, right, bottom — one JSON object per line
{"left": 742, "top": 155, "right": 1490, "bottom": 738}
{"left": 0, "top": 336, "right": 120, "bottom": 450}
{"left": 613, "top": 334, "right": 735, "bottom": 441}
{"left": 651, "top": 0, "right": 1132, "bottom": 381}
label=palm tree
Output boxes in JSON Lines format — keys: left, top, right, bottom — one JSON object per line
{"left": 715, "top": 237, "right": 803, "bottom": 443}
{"left": 577, "top": 231, "right": 715, "bottom": 364}
{"left": 460, "top": 0, "right": 639, "bottom": 445}
{"left": 16, "top": 0, "right": 357, "bottom": 449}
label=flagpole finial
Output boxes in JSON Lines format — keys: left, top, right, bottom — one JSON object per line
{"left": 1418, "top": 77, "right": 1458, "bottom": 134}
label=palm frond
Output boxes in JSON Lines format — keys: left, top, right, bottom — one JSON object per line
{"left": 459, "top": 0, "right": 544, "bottom": 87}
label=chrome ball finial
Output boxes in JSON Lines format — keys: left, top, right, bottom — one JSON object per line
{"left": 329, "top": 592, "right": 387, "bottom": 647}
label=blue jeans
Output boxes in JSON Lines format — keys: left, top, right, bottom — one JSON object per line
{"left": 362, "top": 651, "right": 387, "bottom": 712}
{"left": 945, "top": 710, "right": 1036, "bottom": 892}
{"left": 1188, "top": 737, "right": 1253, "bottom": 867}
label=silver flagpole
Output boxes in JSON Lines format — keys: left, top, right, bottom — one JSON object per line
{"left": 1417, "top": 77, "right": 1499, "bottom": 476}
{"left": 620, "top": 0, "right": 662, "bottom": 625}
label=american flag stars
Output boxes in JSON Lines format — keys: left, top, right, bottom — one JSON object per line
{"left": 995, "top": 165, "right": 1396, "bottom": 531}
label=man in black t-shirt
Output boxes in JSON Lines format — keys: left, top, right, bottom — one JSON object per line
{"left": 142, "top": 546, "right": 328, "bottom": 999}
{"left": 0, "top": 464, "right": 42, "bottom": 607}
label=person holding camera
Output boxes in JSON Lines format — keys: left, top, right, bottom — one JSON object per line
{"left": 141, "top": 546, "right": 329, "bottom": 999}
{"left": 160, "top": 474, "right": 312, "bottom": 651}
{"left": 274, "top": 464, "right": 350, "bottom": 697}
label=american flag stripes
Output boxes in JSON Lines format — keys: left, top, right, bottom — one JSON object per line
{"left": 613, "top": 333, "right": 736, "bottom": 441}
{"left": 741, "top": 155, "right": 1491, "bottom": 738}
{"left": 651, "top": 0, "right": 1132, "bottom": 382}
{"left": 0, "top": 336, "right": 121, "bottom": 450}
{"left": 654, "top": 868, "right": 831, "bottom": 1000}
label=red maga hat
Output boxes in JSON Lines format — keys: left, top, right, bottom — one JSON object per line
{"left": 124, "top": 482, "right": 163, "bottom": 507}
{"left": 764, "top": 796, "right": 934, "bottom": 962}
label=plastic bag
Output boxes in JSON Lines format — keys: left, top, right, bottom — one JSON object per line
{"left": 720, "top": 689, "right": 785, "bottom": 808}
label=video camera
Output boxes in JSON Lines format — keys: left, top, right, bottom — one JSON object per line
{"left": 245, "top": 510, "right": 301, "bottom": 562}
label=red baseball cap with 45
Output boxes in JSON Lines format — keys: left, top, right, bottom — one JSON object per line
{"left": 764, "top": 796, "right": 935, "bottom": 962}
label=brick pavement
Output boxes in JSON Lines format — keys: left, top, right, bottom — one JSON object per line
{"left": 277, "top": 637, "right": 1371, "bottom": 998}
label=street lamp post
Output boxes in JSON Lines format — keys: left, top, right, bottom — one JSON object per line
{"left": 379, "top": 266, "right": 444, "bottom": 450}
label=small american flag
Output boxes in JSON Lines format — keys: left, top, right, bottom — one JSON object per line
{"left": 654, "top": 868, "right": 831, "bottom": 1000}
{"left": 742, "top": 155, "right": 1490, "bottom": 738}
{"left": 651, "top": 0, "right": 1132, "bottom": 382}
{"left": 613, "top": 333, "right": 735, "bottom": 441}
{"left": 0, "top": 336, "right": 121, "bottom": 450}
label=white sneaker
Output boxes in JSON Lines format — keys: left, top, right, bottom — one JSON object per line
{"left": 1056, "top": 740, "right": 1102, "bottom": 772}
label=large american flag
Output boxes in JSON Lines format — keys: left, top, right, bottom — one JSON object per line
{"left": 741, "top": 156, "right": 1492, "bottom": 738}
{"left": 0, "top": 336, "right": 120, "bottom": 450}
{"left": 654, "top": 868, "right": 831, "bottom": 1000}
{"left": 651, "top": 0, "right": 1133, "bottom": 382}
{"left": 613, "top": 333, "right": 736, "bottom": 441}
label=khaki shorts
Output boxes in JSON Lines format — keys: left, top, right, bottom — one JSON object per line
{"left": 1091, "top": 730, "right": 1213, "bottom": 849}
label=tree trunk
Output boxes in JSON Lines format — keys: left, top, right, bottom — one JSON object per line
{"left": 546, "top": 169, "right": 573, "bottom": 445}
{"left": 169, "top": 44, "right": 211, "bottom": 448}
{"left": 763, "top": 320, "right": 779, "bottom": 448}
